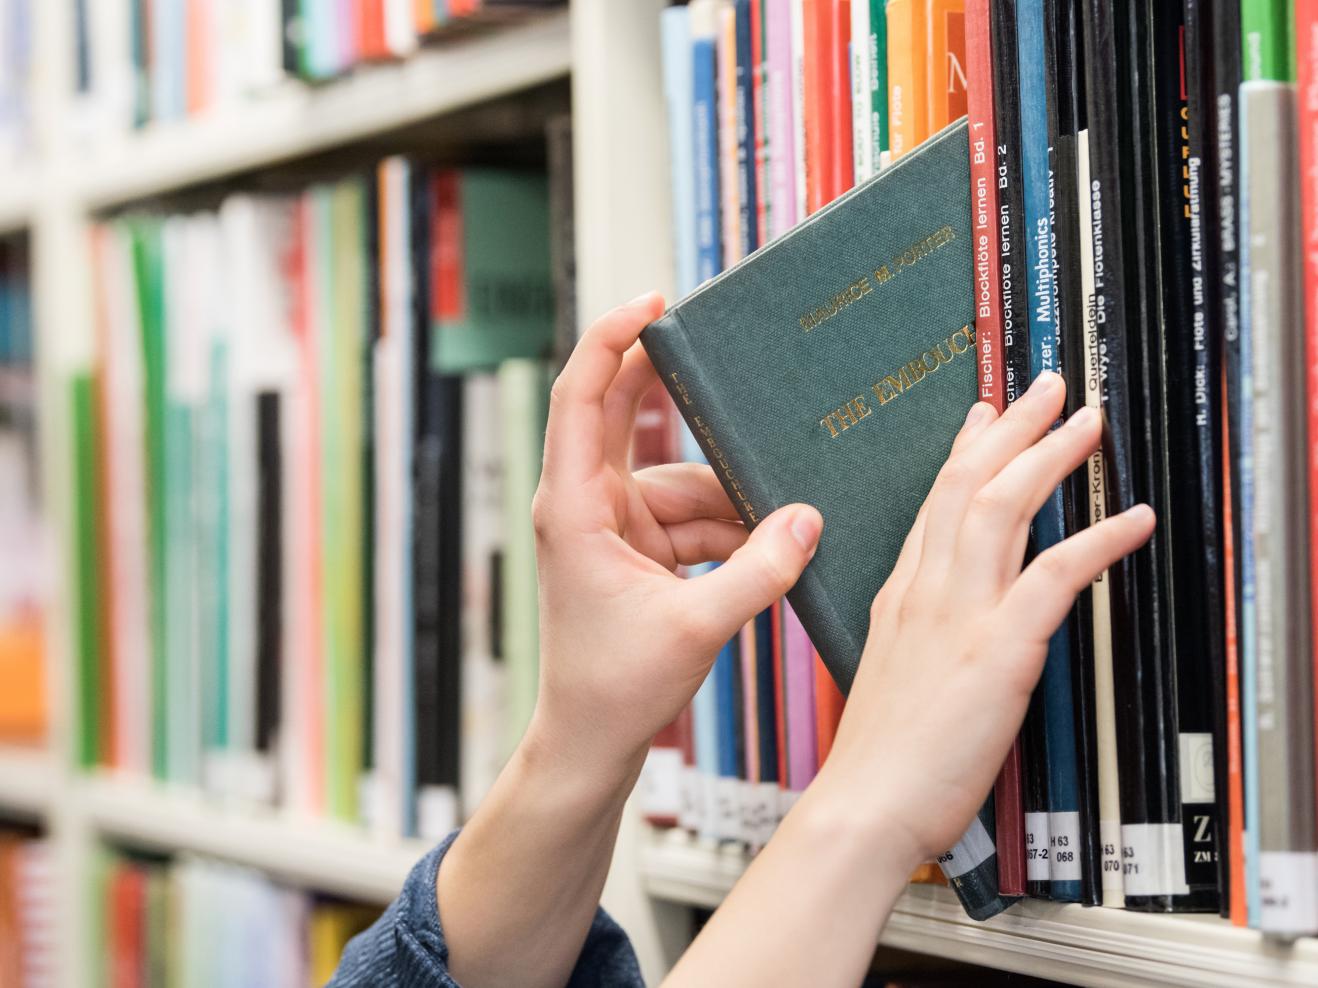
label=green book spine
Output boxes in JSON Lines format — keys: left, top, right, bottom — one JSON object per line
{"left": 1241, "top": 0, "right": 1293, "bottom": 81}
{"left": 498, "top": 359, "right": 550, "bottom": 759}
{"left": 870, "top": 0, "right": 889, "bottom": 158}
{"left": 72, "top": 373, "right": 103, "bottom": 769}
{"left": 433, "top": 171, "right": 556, "bottom": 373}
{"left": 131, "top": 220, "right": 169, "bottom": 779}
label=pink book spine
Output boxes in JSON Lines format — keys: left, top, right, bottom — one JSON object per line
{"left": 766, "top": 0, "right": 798, "bottom": 239}
{"left": 783, "top": 602, "right": 817, "bottom": 789}
{"left": 740, "top": 621, "right": 761, "bottom": 783}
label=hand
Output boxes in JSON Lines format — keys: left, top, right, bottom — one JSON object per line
{"left": 528, "top": 291, "right": 825, "bottom": 776}
{"left": 810, "top": 371, "right": 1155, "bottom": 868}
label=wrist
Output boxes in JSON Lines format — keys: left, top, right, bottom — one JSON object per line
{"left": 516, "top": 707, "right": 648, "bottom": 819}
{"left": 794, "top": 767, "right": 928, "bottom": 884}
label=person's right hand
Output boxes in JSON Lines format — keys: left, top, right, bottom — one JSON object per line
{"left": 812, "top": 371, "right": 1154, "bottom": 869}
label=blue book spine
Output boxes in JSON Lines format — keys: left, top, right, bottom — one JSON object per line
{"left": 1238, "top": 104, "right": 1260, "bottom": 927}
{"left": 662, "top": 6, "right": 700, "bottom": 298}
{"left": 692, "top": 21, "right": 723, "bottom": 285}
{"left": 1016, "top": 0, "right": 1080, "bottom": 902}
{"left": 734, "top": 0, "right": 759, "bottom": 256}
{"left": 754, "top": 608, "right": 777, "bottom": 781}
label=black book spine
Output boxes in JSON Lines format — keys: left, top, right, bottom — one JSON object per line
{"left": 1077, "top": 0, "right": 1152, "bottom": 908}
{"left": 1118, "top": 0, "right": 1184, "bottom": 912}
{"left": 990, "top": 0, "right": 1032, "bottom": 407}
{"left": 991, "top": 0, "right": 1048, "bottom": 899}
{"left": 436, "top": 377, "right": 464, "bottom": 796}
{"left": 1046, "top": 0, "right": 1102, "bottom": 909}
{"left": 1163, "top": 0, "right": 1226, "bottom": 911}
{"left": 1208, "top": 0, "right": 1243, "bottom": 921}
{"left": 281, "top": 0, "right": 302, "bottom": 77}
{"left": 754, "top": 609, "right": 778, "bottom": 784}
{"left": 255, "top": 392, "right": 282, "bottom": 758}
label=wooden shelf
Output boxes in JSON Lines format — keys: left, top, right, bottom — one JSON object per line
{"left": 0, "top": 747, "right": 55, "bottom": 818}
{"left": 75, "top": 10, "right": 571, "bottom": 211}
{"left": 638, "top": 827, "right": 1318, "bottom": 988}
{"left": 80, "top": 774, "right": 433, "bottom": 903}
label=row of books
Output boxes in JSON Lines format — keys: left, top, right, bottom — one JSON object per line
{"left": 0, "top": 0, "right": 30, "bottom": 166}
{"left": 74, "top": 137, "right": 574, "bottom": 841}
{"left": 0, "top": 237, "right": 44, "bottom": 745}
{"left": 649, "top": 0, "right": 1318, "bottom": 936}
{"left": 71, "top": 0, "right": 565, "bottom": 134}
{"left": 94, "top": 849, "right": 379, "bottom": 986}
{"left": 0, "top": 831, "right": 53, "bottom": 988}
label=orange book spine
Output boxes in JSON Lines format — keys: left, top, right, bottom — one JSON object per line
{"left": 827, "top": 0, "right": 855, "bottom": 200}
{"left": 926, "top": 0, "right": 968, "bottom": 134}
{"left": 885, "top": 0, "right": 929, "bottom": 159}
{"left": 415, "top": 0, "right": 437, "bottom": 34}
{"left": 185, "top": 0, "right": 210, "bottom": 116}
{"left": 801, "top": 0, "right": 832, "bottom": 214}
{"left": 812, "top": 652, "right": 844, "bottom": 767}
{"left": 360, "top": 0, "right": 389, "bottom": 60}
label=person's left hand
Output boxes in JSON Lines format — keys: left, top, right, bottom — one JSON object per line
{"left": 527, "top": 291, "right": 823, "bottom": 779}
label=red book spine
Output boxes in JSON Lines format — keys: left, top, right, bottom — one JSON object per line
{"left": 751, "top": 0, "right": 770, "bottom": 248}
{"left": 801, "top": 0, "right": 832, "bottom": 214}
{"left": 813, "top": 652, "right": 845, "bottom": 768}
{"left": 827, "top": 0, "right": 855, "bottom": 200}
{"left": 1298, "top": 0, "right": 1318, "bottom": 847}
{"left": 360, "top": 0, "right": 389, "bottom": 60}
{"left": 110, "top": 866, "right": 145, "bottom": 988}
{"left": 965, "top": 0, "right": 1023, "bottom": 896}
{"left": 432, "top": 172, "right": 465, "bottom": 322}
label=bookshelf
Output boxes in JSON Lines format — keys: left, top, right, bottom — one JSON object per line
{"left": 5, "top": 0, "right": 1317, "bottom": 985}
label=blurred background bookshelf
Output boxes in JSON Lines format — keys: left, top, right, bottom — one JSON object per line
{"left": 5, "top": 1, "right": 1318, "bottom": 987}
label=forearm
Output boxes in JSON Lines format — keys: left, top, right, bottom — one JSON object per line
{"left": 664, "top": 769, "right": 922, "bottom": 988}
{"left": 436, "top": 711, "right": 646, "bottom": 988}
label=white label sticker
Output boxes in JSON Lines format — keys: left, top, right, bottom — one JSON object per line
{"left": 1100, "top": 819, "right": 1125, "bottom": 903}
{"left": 639, "top": 747, "right": 684, "bottom": 821}
{"left": 1121, "top": 823, "right": 1189, "bottom": 897}
{"left": 698, "top": 774, "right": 720, "bottom": 841}
{"left": 1025, "top": 811, "right": 1051, "bottom": 882}
{"left": 1258, "top": 851, "right": 1318, "bottom": 935}
{"left": 1049, "top": 810, "right": 1083, "bottom": 883}
{"left": 936, "top": 815, "right": 996, "bottom": 879}
{"left": 715, "top": 778, "right": 741, "bottom": 843}
{"left": 678, "top": 766, "right": 702, "bottom": 832}
{"left": 1179, "top": 733, "right": 1216, "bottom": 803}
{"left": 742, "top": 783, "right": 779, "bottom": 848}
{"left": 417, "top": 786, "right": 458, "bottom": 841}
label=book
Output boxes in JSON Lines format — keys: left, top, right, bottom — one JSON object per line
{"left": 1240, "top": 74, "right": 1318, "bottom": 937}
{"left": 643, "top": 118, "right": 1014, "bottom": 920}
{"left": 884, "top": 0, "right": 927, "bottom": 159}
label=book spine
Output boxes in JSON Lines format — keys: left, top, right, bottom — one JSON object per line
{"left": 662, "top": 6, "right": 700, "bottom": 297}
{"left": 927, "top": 0, "right": 967, "bottom": 135}
{"left": 718, "top": 3, "right": 744, "bottom": 264}
{"left": 852, "top": 0, "right": 874, "bottom": 182}
{"left": 989, "top": 0, "right": 1029, "bottom": 406}
{"left": 1242, "top": 77, "right": 1318, "bottom": 937}
{"left": 1162, "top": 0, "right": 1227, "bottom": 912}
{"left": 791, "top": 0, "right": 810, "bottom": 220}
{"left": 752, "top": 0, "right": 771, "bottom": 245}
{"left": 802, "top": 0, "right": 829, "bottom": 213}
{"left": 884, "top": 0, "right": 924, "bottom": 160}
{"left": 736, "top": 0, "right": 761, "bottom": 256}
{"left": 827, "top": 0, "right": 854, "bottom": 198}
{"left": 692, "top": 4, "right": 724, "bottom": 284}
{"left": 1208, "top": 0, "right": 1246, "bottom": 924}
{"left": 868, "top": 0, "right": 889, "bottom": 168}
{"left": 1297, "top": 5, "right": 1318, "bottom": 930}
{"left": 766, "top": 0, "right": 799, "bottom": 239}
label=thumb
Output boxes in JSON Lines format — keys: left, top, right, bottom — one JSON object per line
{"left": 680, "top": 504, "right": 823, "bottom": 648}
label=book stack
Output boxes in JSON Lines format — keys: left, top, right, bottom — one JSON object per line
{"left": 0, "top": 830, "right": 54, "bottom": 988}
{"left": 71, "top": 0, "right": 567, "bottom": 132}
{"left": 652, "top": 0, "right": 1318, "bottom": 935}
{"left": 0, "top": 1, "right": 30, "bottom": 164}
{"left": 0, "top": 238, "right": 44, "bottom": 745}
{"left": 74, "top": 150, "right": 567, "bottom": 842}
{"left": 94, "top": 849, "right": 379, "bottom": 986}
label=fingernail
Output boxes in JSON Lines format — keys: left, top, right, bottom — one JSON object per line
{"left": 1066, "top": 406, "right": 1100, "bottom": 430}
{"left": 1124, "top": 504, "right": 1155, "bottom": 524}
{"left": 1027, "top": 371, "right": 1063, "bottom": 398}
{"left": 790, "top": 506, "right": 823, "bottom": 550}
{"left": 964, "top": 402, "right": 993, "bottom": 428}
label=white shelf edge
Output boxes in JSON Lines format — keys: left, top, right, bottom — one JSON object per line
{"left": 638, "top": 827, "right": 1318, "bottom": 988}
{"left": 0, "top": 166, "right": 36, "bottom": 234}
{"left": 79, "top": 774, "right": 433, "bottom": 904}
{"left": 0, "top": 747, "right": 55, "bottom": 817}
{"left": 76, "top": 9, "right": 571, "bottom": 211}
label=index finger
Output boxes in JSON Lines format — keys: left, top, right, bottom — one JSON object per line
{"left": 542, "top": 291, "right": 666, "bottom": 485}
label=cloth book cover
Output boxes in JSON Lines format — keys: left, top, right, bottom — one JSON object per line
{"left": 643, "top": 118, "right": 1014, "bottom": 920}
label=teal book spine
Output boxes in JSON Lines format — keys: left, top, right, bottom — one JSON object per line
{"left": 642, "top": 119, "right": 1016, "bottom": 920}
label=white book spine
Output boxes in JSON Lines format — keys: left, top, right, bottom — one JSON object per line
{"left": 851, "top": 0, "right": 873, "bottom": 183}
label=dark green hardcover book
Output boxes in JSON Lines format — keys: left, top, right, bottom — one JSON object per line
{"left": 643, "top": 119, "right": 1015, "bottom": 921}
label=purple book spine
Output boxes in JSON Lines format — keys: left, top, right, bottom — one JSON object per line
{"left": 783, "top": 602, "right": 817, "bottom": 789}
{"left": 765, "top": 0, "right": 798, "bottom": 240}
